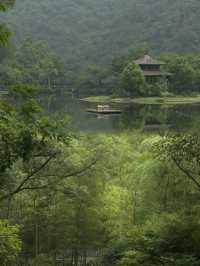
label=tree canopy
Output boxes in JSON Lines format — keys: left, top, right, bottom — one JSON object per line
{"left": 2, "top": 0, "right": 200, "bottom": 69}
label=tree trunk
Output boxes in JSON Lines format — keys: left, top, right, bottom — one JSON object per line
{"left": 34, "top": 198, "right": 39, "bottom": 258}
{"left": 74, "top": 248, "right": 79, "bottom": 266}
{"left": 48, "top": 76, "right": 51, "bottom": 91}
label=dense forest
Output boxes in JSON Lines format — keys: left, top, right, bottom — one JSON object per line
{"left": 1, "top": 1, "right": 200, "bottom": 266}
{"left": 2, "top": 0, "right": 200, "bottom": 69}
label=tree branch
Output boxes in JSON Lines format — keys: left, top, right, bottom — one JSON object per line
{"left": 0, "top": 153, "right": 56, "bottom": 201}
{"left": 0, "top": 157, "right": 99, "bottom": 201}
{"left": 172, "top": 157, "right": 200, "bottom": 190}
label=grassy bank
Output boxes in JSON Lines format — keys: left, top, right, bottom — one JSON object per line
{"left": 81, "top": 95, "right": 200, "bottom": 105}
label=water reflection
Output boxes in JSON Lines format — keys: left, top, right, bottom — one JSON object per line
{"left": 40, "top": 95, "right": 200, "bottom": 133}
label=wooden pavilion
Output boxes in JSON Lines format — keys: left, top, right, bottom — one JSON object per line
{"left": 135, "top": 54, "right": 170, "bottom": 83}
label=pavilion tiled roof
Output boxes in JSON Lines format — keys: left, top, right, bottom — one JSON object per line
{"left": 135, "top": 55, "right": 165, "bottom": 65}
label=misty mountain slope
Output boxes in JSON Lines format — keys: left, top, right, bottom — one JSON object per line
{"left": 3, "top": 0, "right": 200, "bottom": 68}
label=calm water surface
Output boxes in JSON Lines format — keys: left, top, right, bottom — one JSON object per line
{"left": 42, "top": 95, "right": 200, "bottom": 134}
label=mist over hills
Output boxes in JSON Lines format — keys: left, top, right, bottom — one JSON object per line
{"left": 3, "top": 0, "right": 200, "bottom": 68}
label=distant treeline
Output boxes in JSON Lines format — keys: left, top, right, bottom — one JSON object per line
{"left": 1, "top": 0, "right": 200, "bottom": 70}
{"left": 76, "top": 50, "right": 200, "bottom": 97}
{"left": 1, "top": 39, "right": 200, "bottom": 97}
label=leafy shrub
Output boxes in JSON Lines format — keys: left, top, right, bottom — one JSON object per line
{"left": 160, "top": 255, "right": 199, "bottom": 266}
{"left": 103, "top": 214, "right": 200, "bottom": 266}
{"left": 117, "top": 252, "right": 199, "bottom": 266}
{"left": 29, "top": 254, "right": 54, "bottom": 266}
{"left": 102, "top": 241, "right": 129, "bottom": 266}
{"left": 145, "top": 82, "right": 167, "bottom": 97}
{"left": 0, "top": 220, "right": 21, "bottom": 266}
{"left": 116, "top": 250, "right": 152, "bottom": 266}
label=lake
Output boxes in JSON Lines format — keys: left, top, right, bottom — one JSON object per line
{"left": 42, "top": 94, "right": 200, "bottom": 134}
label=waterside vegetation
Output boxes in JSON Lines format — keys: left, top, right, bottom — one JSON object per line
{"left": 81, "top": 95, "right": 200, "bottom": 105}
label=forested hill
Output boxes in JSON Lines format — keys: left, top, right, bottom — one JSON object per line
{"left": 3, "top": 0, "right": 200, "bottom": 68}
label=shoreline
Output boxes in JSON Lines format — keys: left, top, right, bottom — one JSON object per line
{"left": 80, "top": 95, "right": 200, "bottom": 105}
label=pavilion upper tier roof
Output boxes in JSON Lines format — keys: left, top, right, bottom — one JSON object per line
{"left": 135, "top": 54, "right": 165, "bottom": 65}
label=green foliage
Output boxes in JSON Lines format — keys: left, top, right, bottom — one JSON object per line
{"left": 29, "top": 254, "right": 54, "bottom": 266}
{"left": 154, "top": 134, "right": 200, "bottom": 191}
{"left": 160, "top": 53, "right": 200, "bottom": 94}
{"left": 0, "top": 24, "right": 11, "bottom": 46}
{"left": 164, "top": 55, "right": 196, "bottom": 93}
{"left": 119, "top": 56, "right": 168, "bottom": 97}
{"left": 160, "top": 255, "right": 199, "bottom": 266}
{"left": 0, "top": 39, "right": 66, "bottom": 91}
{"left": 0, "top": 1, "right": 15, "bottom": 11}
{"left": 1, "top": 121, "right": 200, "bottom": 265}
{"left": 0, "top": 0, "right": 15, "bottom": 46}
{"left": 111, "top": 45, "right": 149, "bottom": 75}
{"left": 0, "top": 83, "right": 71, "bottom": 202}
{"left": 77, "top": 65, "right": 112, "bottom": 95}
{"left": 3, "top": 2, "right": 200, "bottom": 264}
{"left": 144, "top": 82, "right": 166, "bottom": 97}
{"left": 0, "top": 220, "right": 21, "bottom": 266}
{"left": 121, "top": 63, "right": 146, "bottom": 96}
{"left": 107, "top": 214, "right": 200, "bottom": 266}
{"left": 154, "top": 134, "right": 200, "bottom": 163}
{"left": 11, "top": 83, "right": 39, "bottom": 97}
{"left": 116, "top": 250, "right": 151, "bottom": 266}
{"left": 117, "top": 251, "right": 199, "bottom": 266}
{"left": 3, "top": 0, "right": 200, "bottom": 67}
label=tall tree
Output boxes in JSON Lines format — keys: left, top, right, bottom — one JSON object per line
{"left": 121, "top": 62, "right": 146, "bottom": 96}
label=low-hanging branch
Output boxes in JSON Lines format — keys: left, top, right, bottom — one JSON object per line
{"left": 0, "top": 153, "right": 56, "bottom": 202}
{"left": 0, "top": 157, "right": 99, "bottom": 201}
{"left": 172, "top": 157, "right": 200, "bottom": 191}
{"left": 20, "top": 158, "right": 99, "bottom": 191}
{"left": 41, "top": 157, "right": 99, "bottom": 185}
